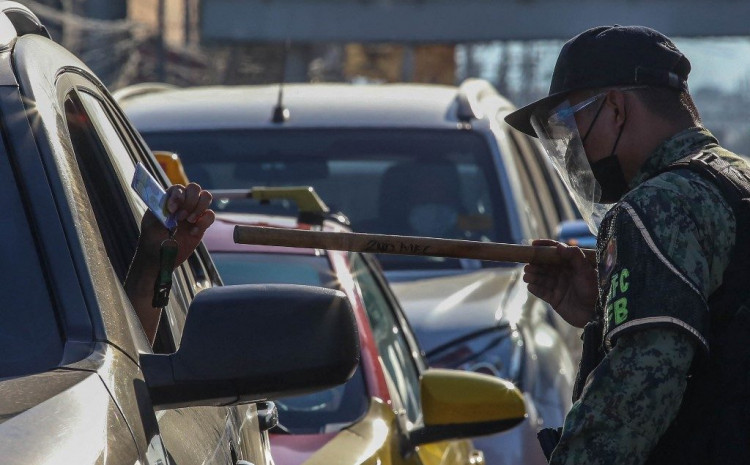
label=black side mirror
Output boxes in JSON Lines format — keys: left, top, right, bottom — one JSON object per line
{"left": 141, "top": 284, "right": 360, "bottom": 410}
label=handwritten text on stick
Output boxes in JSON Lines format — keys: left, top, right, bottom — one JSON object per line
{"left": 364, "top": 240, "right": 432, "bottom": 255}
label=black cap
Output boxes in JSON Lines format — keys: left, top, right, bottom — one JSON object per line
{"left": 505, "top": 25, "right": 691, "bottom": 137}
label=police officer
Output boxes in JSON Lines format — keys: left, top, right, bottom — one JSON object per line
{"left": 505, "top": 26, "right": 750, "bottom": 464}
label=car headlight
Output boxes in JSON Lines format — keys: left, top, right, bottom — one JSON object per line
{"left": 426, "top": 324, "right": 525, "bottom": 387}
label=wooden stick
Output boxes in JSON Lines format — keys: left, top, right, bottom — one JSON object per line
{"left": 234, "top": 225, "right": 597, "bottom": 266}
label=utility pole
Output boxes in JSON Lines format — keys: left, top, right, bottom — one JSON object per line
{"left": 157, "top": 0, "right": 166, "bottom": 81}
{"left": 184, "top": 0, "right": 192, "bottom": 46}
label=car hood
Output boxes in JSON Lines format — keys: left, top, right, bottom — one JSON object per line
{"left": 389, "top": 267, "right": 531, "bottom": 353}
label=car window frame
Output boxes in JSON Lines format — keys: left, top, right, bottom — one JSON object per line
{"left": 348, "top": 252, "right": 427, "bottom": 425}
{"left": 493, "top": 119, "right": 550, "bottom": 238}
{"left": 57, "top": 78, "right": 161, "bottom": 350}
{"left": 0, "top": 95, "right": 67, "bottom": 377}
{"left": 11, "top": 37, "right": 142, "bottom": 361}
{"left": 506, "top": 128, "right": 562, "bottom": 237}
{"left": 487, "top": 124, "right": 537, "bottom": 242}
{"left": 18, "top": 34, "right": 202, "bottom": 363}
{"left": 62, "top": 78, "right": 214, "bottom": 352}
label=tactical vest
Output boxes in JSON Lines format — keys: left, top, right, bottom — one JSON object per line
{"left": 575, "top": 152, "right": 750, "bottom": 464}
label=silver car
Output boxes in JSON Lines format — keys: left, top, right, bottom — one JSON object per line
{"left": 0, "top": 4, "right": 360, "bottom": 465}
{"left": 121, "top": 80, "right": 579, "bottom": 464}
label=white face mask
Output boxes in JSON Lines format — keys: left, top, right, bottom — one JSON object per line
{"left": 408, "top": 203, "right": 458, "bottom": 237}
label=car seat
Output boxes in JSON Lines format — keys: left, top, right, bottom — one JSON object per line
{"left": 377, "top": 160, "right": 463, "bottom": 236}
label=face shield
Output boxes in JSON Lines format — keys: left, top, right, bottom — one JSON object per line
{"left": 530, "top": 95, "right": 613, "bottom": 234}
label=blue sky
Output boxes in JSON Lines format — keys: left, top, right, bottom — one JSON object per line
{"left": 675, "top": 37, "right": 750, "bottom": 91}
{"left": 462, "top": 37, "right": 750, "bottom": 96}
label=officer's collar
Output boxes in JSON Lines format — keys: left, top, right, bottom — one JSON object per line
{"left": 628, "top": 127, "right": 718, "bottom": 190}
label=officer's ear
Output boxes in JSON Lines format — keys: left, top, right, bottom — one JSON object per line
{"left": 605, "top": 89, "right": 628, "bottom": 129}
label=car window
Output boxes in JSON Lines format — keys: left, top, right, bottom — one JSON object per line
{"left": 273, "top": 366, "right": 369, "bottom": 434}
{"left": 141, "top": 128, "right": 512, "bottom": 270}
{"left": 349, "top": 253, "right": 422, "bottom": 423}
{"left": 506, "top": 129, "right": 561, "bottom": 237}
{"left": 493, "top": 124, "right": 546, "bottom": 239}
{"left": 64, "top": 91, "right": 186, "bottom": 352}
{"left": 65, "top": 93, "right": 141, "bottom": 279}
{"left": 211, "top": 252, "right": 336, "bottom": 287}
{"left": 0, "top": 133, "right": 64, "bottom": 378}
{"left": 78, "top": 93, "right": 141, "bottom": 210}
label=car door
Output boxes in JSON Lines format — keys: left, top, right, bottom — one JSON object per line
{"left": 349, "top": 253, "right": 479, "bottom": 465}
{"left": 0, "top": 63, "right": 144, "bottom": 465}
{"left": 63, "top": 78, "right": 270, "bottom": 465}
{"left": 12, "top": 33, "right": 265, "bottom": 465}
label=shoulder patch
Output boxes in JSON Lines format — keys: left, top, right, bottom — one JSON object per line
{"left": 599, "top": 234, "right": 618, "bottom": 289}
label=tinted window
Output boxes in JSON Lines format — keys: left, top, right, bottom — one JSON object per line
{"left": 349, "top": 254, "right": 422, "bottom": 423}
{"left": 274, "top": 367, "right": 369, "bottom": 434}
{"left": 142, "top": 129, "right": 510, "bottom": 270}
{"left": 212, "top": 252, "right": 335, "bottom": 287}
{"left": 0, "top": 136, "right": 63, "bottom": 378}
{"left": 65, "top": 94, "right": 140, "bottom": 279}
{"left": 65, "top": 92, "right": 184, "bottom": 353}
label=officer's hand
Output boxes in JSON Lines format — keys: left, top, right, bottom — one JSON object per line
{"left": 523, "top": 239, "right": 597, "bottom": 328}
{"left": 137, "top": 183, "right": 215, "bottom": 268}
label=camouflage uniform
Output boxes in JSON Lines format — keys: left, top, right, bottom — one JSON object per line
{"left": 550, "top": 127, "right": 749, "bottom": 465}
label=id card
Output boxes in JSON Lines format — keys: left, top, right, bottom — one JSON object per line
{"left": 131, "top": 162, "right": 178, "bottom": 230}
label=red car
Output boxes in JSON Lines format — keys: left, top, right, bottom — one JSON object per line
{"left": 202, "top": 209, "right": 525, "bottom": 465}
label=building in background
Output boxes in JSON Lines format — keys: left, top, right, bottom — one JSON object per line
{"left": 22, "top": 1, "right": 750, "bottom": 156}
{"left": 24, "top": 0, "right": 457, "bottom": 88}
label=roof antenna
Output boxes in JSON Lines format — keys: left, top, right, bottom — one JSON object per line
{"left": 272, "top": 39, "right": 291, "bottom": 124}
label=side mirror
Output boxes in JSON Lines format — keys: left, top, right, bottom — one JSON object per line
{"left": 141, "top": 284, "right": 360, "bottom": 410}
{"left": 556, "top": 219, "right": 596, "bottom": 248}
{"left": 409, "top": 369, "right": 526, "bottom": 446}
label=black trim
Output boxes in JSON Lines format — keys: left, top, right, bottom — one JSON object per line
{"left": 425, "top": 324, "right": 511, "bottom": 359}
{"left": 409, "top": 417, "right": 525, "bottom": 446}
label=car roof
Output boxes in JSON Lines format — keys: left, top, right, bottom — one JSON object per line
{"left": 120, "top": 83, "right": 514, "bottom": 132}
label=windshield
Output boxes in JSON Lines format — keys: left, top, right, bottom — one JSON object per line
{"left": 142, "top": 129, "right": 510, "bottom": 270}
{"left": 211, "top": 251, "right": 370, "bottom": 433}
